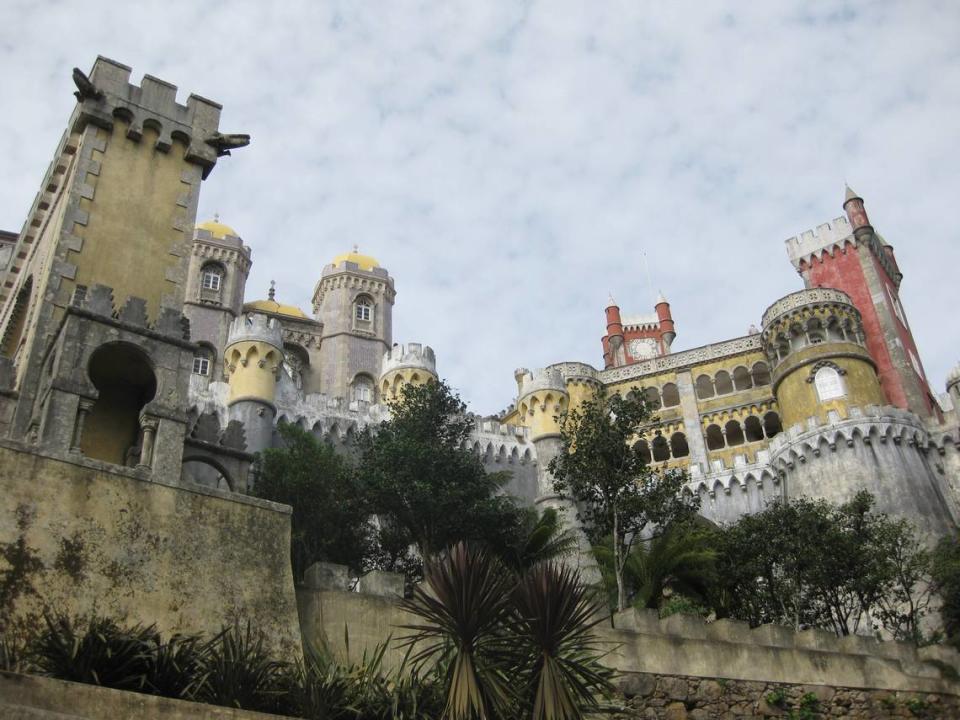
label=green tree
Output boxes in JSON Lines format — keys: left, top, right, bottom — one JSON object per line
{"left": 496, "top": 507, "right": 579, "bottom": 574}
{"left": 357, "top": 380, "right": 526, "bottom": 570}
{"left": 932, "top": 532, "right": 960, "bottom": 647}
{"left": 252, "top": 423, "right": 374, "bottom": 579}
{"left": 547, "top": 388, "right": 698, "bottom": 612}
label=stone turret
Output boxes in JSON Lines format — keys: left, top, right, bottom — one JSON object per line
{"left": 224, "top": 314, "right": 283, "bottom": 452}
{"left": 379, "top": 343, "right": 437, "bottom": 402}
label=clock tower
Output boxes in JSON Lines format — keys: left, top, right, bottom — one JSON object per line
{"left": 601, "top": 292, "right": 676, "bottom": 369}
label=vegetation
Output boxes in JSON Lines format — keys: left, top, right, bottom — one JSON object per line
{"left": 400, "top": 542, "right": 614, "bottom": 720}
{"left": 713, "top": 491, "right": 934, "bottom": 640}
{"left": 357, "top": 380, "right": 527, "bottom": 572}
{"left": 547, "top": 387, "right": 698, "bottom": 611}
{"left": 931, "top": 531, "right": 960, "bottom": 648}
{"left": 253, "top": 422, "right": 375, "bottom": 579}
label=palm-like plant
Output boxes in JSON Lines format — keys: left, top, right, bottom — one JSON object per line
{"left": 400, "top": 543, "right": 516, "bottom": 720}
{"left": 594, "top": 522, "right": 717, "bottom": 611}
{"left": 500, "top": 508, "right": 579, "bottom": 573}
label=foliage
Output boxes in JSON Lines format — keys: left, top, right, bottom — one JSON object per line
{"left": 400, "top": 542, "right": 614, "bottom": 720}
{"left": 593, "top": 520, "right": 717, "bottom": 612}
{"left": 357, "top": 380, "right": 526, "bottom": 567}
{"left": 146, "top": 632, "right": 214, "bottom": 699}
{"left": 657, "top": 594, "right": 710, "bottom": 620}
{"left": 714, "top": 491, "right": 933, "bottom": 638}
{"left": 497, "top": 507, "right": 579, "bottom": 574}
{"left": 547, "top": 387, "right": 698, "bottom": 611}
{"left": 253, "top": 422, "right": 375, "bottom": 579}
{"left": 932, "top": 532, "right": 960, "bottom": 648}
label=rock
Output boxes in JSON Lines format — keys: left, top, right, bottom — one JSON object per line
{"left": 664, "top": 701, "right": 688, "bottom": 720}
{"left": 659, "top": 676, "right": 689, "bottom": 701}
{"left": 620, "top": 673, "right": 656, "bottom": 699}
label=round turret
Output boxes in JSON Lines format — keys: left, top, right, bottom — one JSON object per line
{"left": 224, "top": 313, "right": 284, "bottom": 409}
{"left": 761, "top": 288, "right": 884, "bottom": 428}
{"left": 379, "top": 343, "right": 438, "bottom": 402}
{"left": 516, "top": 367, "right": 569, "bottom": 442}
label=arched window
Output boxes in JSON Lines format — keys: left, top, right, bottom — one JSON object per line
{"left": 763, "top": 411, "right": 783, "bottom": 438}
{"left": 725, "top": 420, "right": 745, "bottom": 446}
{"left": 705, "top": 424, "right": 724, "bottom": 450}
{"left": 352, "top": 373, "right": 374, "bottom": 403}
{"left": 670, "top": 432, "right": 689, "bottom": 458}
{"left": 354, "top": 295, "right": 373, "bottom": 325}
{"left": 695, "top": 375, "right": 714, "bottom": 399}
{"left": 200, "top": 263, "right": 225, "bottom": 304}
{"left": 733, "top": 366, "right": 753, "bottom": 391}
{"left": 283, "top": 343, "right": 310, "bottom": 390}
{"left": 744, "top": 416, "right": 764, "bottom": 443}
{"left": 634, "top": 439, "right": 652, "bottom": 464}
{"left": 714, "top": 370, "right": 733, "bottom": 395}
{"left": 192, "top": 344, "right": 215, "bottom": 376}
{"left": 644, "top": 386, "right": 661, "bottom": 410}
{"left": 807, "top": 317, "right": 825, "bottom": 344}
{"left": 661, "top": 383, "right": 680, "bottom": 407}
{"left": 814, "top": 366, "right": 845, "bottom": 401}
{"left": 652, "top": 434, "right": 670, "bottom": 462}
{"left": 826, "top": 317, "right": 846, "bottom": 342}
{"left": 751, "top": 362, "right": 771, "bottom": 386}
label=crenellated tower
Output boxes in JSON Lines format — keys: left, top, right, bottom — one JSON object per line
{"left": 312, "top": 248, "right": 394, "bottom": 402}
{"left": 224, "top": 314, "right": 283, "bottom": 453}
{"left": 602, "top": 292, "right": 676, "bottom": 369}
{"left": 785, "top": 187, "right": 937, "bottom": 419}
{"left": 379, "top": 343, "right": 437, "bottom": 402}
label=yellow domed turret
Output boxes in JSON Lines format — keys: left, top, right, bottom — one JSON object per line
{"left": 331, "top": 245, "right": 380, "bottom": 271}
{"left": 196, "top": 218, "right": 240, "bottom": 239}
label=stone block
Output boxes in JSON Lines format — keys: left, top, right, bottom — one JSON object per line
{"left": 918, "top": 643, "right": 960, "bottom": 668}
{"left": 837, "top": 633, "right": 879, "bottom": 656}
{"left": 303, "top": 561, "right": 351, "bottom": 591}
{"left": 794, "top": 627, "right": 840, "bottom": 652}
{"left": 613, "top": 609, "right": 637, "bottom": 631}
{"left": 356, "top": 570, "right": 404, "bottom": 598}
{"left": 660, "top": 612, "right": 708, "bottom": 640}
{"left": 751, "top": 624, "right": 794, "bottom": 648}
{"left": 619, "top": 672, "right": 656, "bottom": 699}
{"left": 705, "top": 618, "right": 753, "bottom": 644}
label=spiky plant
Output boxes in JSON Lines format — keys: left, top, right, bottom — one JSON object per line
{"left": 400, "top": 542, "right": 517, "bottom": 720}
{"left": 146, "top": 631, "right": 213, "bottom": 700}
{"left": 500, "top": 507, "right": 579, "bottom": 574}
{"left": 510, "top": 562, "right": 614, "bottom": 720}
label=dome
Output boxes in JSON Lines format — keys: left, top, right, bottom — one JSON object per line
{"left": 331, "top": 248, "right": 379, "bottom": 271}
{"left": 243, "top": 299, "right": 310, "bottom": 320}
{"left": 196, "top": 219, "right": 239, "bottom": 239}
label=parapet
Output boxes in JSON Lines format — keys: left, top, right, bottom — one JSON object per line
{"left": 784, "top": 216, "right": 853, "bottom": 271}
{"left": 516, "top": 367, "right": 567, "bottom": 400}
{"left": 226, "top": 313, "right": 284, "bottom": 349}
{"left": 71, "top": 56, "right": 227, "bottom": 178}
{"left": 381, "top": 343, "right": 437, "bottom": 376}
{"left": 760, "top": 287, "right": 855, "bottom": 329}
{"left": 70, "top": 284, "right": 190, "bottom": 342}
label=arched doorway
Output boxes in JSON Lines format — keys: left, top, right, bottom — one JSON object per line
{"left": 81, "top": 343, "right": 157, "bottom": 465}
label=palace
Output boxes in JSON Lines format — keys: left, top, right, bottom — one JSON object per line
{"left": 1, "top": 56, "right": 958, "bottom": 564}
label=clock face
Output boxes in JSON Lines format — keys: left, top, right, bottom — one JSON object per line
{"left": 629, "top": 338, "right": 658, "bottom": 360}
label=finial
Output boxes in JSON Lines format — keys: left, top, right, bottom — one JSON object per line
{"left": 656, "top": 289, "right": 668, "bottom": 304}
{"left": 607, "top": 292, "right": 617, "bottom": 307}
{"left": 214, "top": 212, "right": 220, "bottom": 223}
{"left": 268, "top": 280, "right": 276, "bottom": 301}
{"left": 844, "top": 184, "right": 859, "bottom": 203}
{"left": 352, "top": 243, "right": 359, "bottom": 254}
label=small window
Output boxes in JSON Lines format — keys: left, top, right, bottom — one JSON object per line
{"left": 202, "top": 271, "right": 222, "bottom": 291}
{"left": 814, "top": 366, "right": 845, "bottom": 401}
{"left": 192, "top": 357, "right": 210, "bottom": 376}
{"left": 352, "top": 375, "right": 374, "bottom": 403}
{"left": 355, "top": 298, "right": 372, "bottom": 322}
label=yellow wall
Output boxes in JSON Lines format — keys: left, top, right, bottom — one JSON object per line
{"left": 774, "top": 348, "right": 884, "bottom": 427}
{"left": 379, "top": 367, "right": 436, "bottom": 403}
{"left": 69, "top": 123, "right": 192, "bottom": 319}
{"left": 518, "top": 390, "right": 568, "bottom": 440}
{"left": 565, "top": 379, "right": 598, "bottom": 415}
{"left": 226, "top": 341, "right": 281, "bottom": 405}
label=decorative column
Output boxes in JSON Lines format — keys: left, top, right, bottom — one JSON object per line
{"left": 137, "top": 415, "right": 159, "bottom": 471}
{"left": 70, "top": 397, "right": 96, "bottom": 453}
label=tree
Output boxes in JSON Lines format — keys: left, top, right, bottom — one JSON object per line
{"left": 932, "top": 532, "right": 960, "bottom": 647}
{"left": 251, "top": 423, "right": 374, "bottom": 579}
{"left": 547, "top": 388, "right": 698, "bottom": 612}
{"left": 496, "top": 507, "right": 579, "bottom": 574}
{"left": 356, "top": 380, "right": 526, "bottom": 570}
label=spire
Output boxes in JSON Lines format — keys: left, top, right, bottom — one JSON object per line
{"left": 844, "top": 184, "right": 860, "bottom": 203}
{"left": 655, "top": 290, "right": 668, "bottom": 305}
{"left": 268, "top": 280, "right": 276, "bottom": 301}
{"left": 607, "top": 292, "right": 617, "bottom": 307}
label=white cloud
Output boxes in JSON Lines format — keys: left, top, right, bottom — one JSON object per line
{"left": 2, "top": 0, "right": 958, "bottom": 410}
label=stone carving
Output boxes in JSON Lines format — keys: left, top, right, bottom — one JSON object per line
{"left": 204, "top": 132, "right": 251, "bottom": 157}
{"left": 71, "top": 67, "right": 103, "bottom": 102}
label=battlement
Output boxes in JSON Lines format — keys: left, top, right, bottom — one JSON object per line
{"left": 784, "top": 216, "right": 853, "bottom": 270}
{"left": 760, "top": 287, "right": 855, "bottom": 329}
{"left": 621, "top": 312, "right": 659, "bottom": 330}
{"left": 548, "top": 361, "right": 601, "bottom": 384}
{"left": 72, "top": 56, "right": 227, "bottom": 177}
{"left": 69, "top": 283, "right": 190, "bottom": 342}
{"left": 381, "top": 342, "right": 436, "bottom": 375}
{"left": 516, "top": 367, "right": 567, "bottom": 399}
{"left": 226, "top": 313, "right": 284, "bottom": 349}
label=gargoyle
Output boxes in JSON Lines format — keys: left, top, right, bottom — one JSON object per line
{"left": 72, "top": 67, "right": 104, "bottom": 102}
{"left": 205, "top": 132, "right": 251, "bottom": 157}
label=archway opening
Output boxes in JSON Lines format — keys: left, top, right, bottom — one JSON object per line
{"left": 82, "top": 342, "right": 157, "bottom": 465}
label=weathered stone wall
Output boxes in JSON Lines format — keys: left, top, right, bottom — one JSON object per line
{"left": 0, "top": 443, "right": 301, "bottom": 656}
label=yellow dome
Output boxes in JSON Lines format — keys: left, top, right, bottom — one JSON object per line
{"left": 243, "top": 299, "right": 310, "bottom": 320}
{"left": 331, "top": 249, "right": 380, "bottom": 271}
{"left": 197, "top": 219, "right": 239, "bottom": 239}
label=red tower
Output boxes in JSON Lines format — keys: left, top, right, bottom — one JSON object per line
{"left": 785, "top": 187, "right": 938, "bottom": 418}
{"left": 601, "top": 292, "right": 676, "bottom": 369}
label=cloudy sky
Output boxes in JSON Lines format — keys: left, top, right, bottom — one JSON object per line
{"left": 2, "top": 1, "right": 958, "bottom": 413}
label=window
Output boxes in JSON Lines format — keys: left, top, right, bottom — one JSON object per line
{"left": 352, "top": 375, "right": 374, "bottom": 403}
{"left": 192, "top": 356, "right": 210, "bottom": 376}
{"left": 202, "top": 270, "right": 222, "bottom": 291}
{"left": 355, "top": 297, "right": 372, "bottom": 322}
{"left": 814, "top": 366, "right": 845, "bottom": 401}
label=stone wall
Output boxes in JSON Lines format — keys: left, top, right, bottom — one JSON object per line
{"left": 0, "top": 442, "right": 302, "bottom": 656}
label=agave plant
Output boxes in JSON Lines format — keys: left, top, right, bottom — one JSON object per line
{"left": 500, "top": 507, "right": 579, "bottom": 574}
{"left": 510, "top": 562, "right": 614, "bottom": 720}
{"left": 400, "top": 543, "right": 517, "bottom": 720}
{"left": 31, "top": 614, "right": 156, "bottom": 691}
{"left": 146, "top": 631, "right": 213, "bottom": 699}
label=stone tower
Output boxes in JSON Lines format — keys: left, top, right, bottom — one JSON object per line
{"left": 786, "top": 187, "right": 938, "bottom": 419}
{"left": 0, "top": 57, "right": 240, "bottom": 476}
{"left": 312, "top": 249, "right": 395, "bottom": 402}
{"left": 379, "top": 343, "right": 437, "bottom": 402}
{"left": 602, "top": 293, "right": 677, "bottom": 369}
{"left": 183, "top": 219, "right": 252, "bottom": 383}
{"left": 224, "top": 314, "right": 283, "bottom": 454}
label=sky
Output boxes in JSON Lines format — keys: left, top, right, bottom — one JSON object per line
{"left": 2, "top": 1, "right": 958, "bottom": 414}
